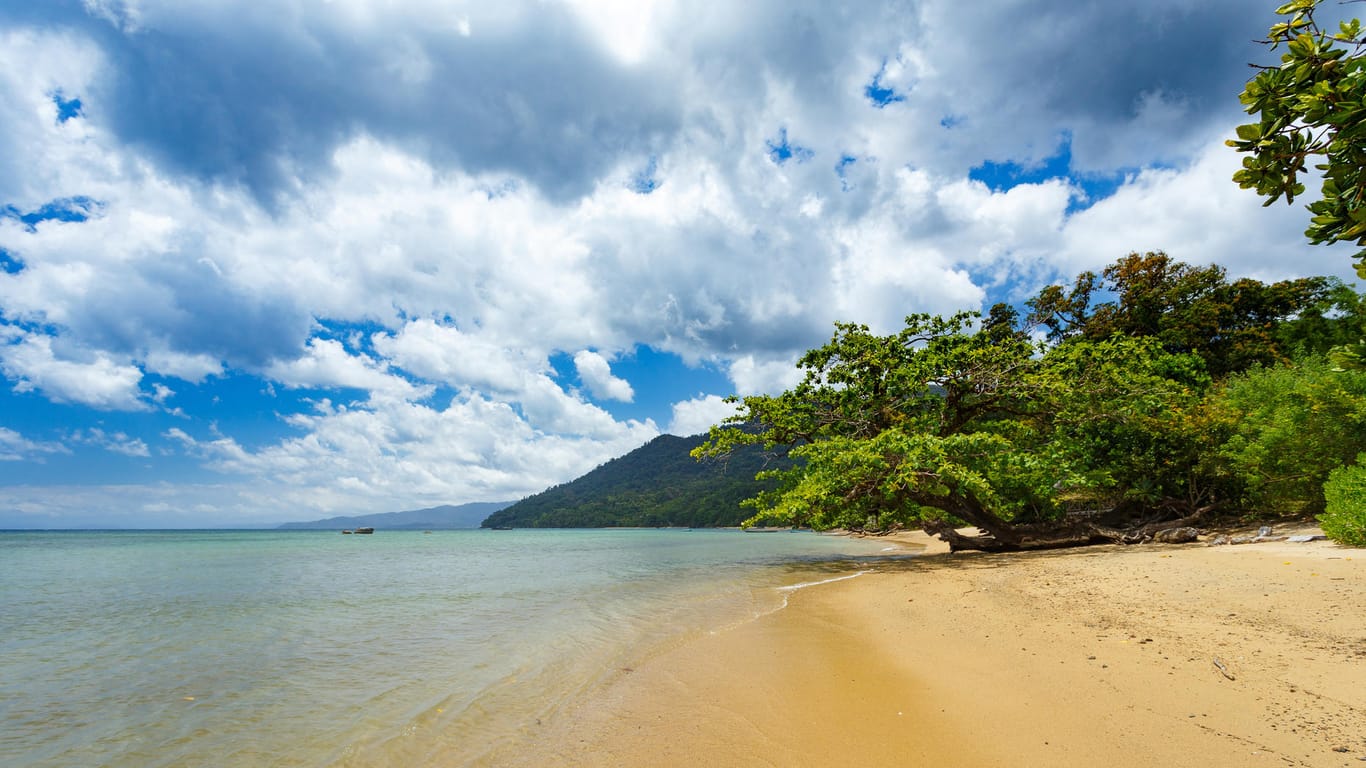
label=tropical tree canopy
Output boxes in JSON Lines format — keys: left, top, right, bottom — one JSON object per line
{"left": 1231, "top": 0, "right": 1366, "bottom": 276}
{"left": 698, "top": 255, "right": 1366, "bottom": 550}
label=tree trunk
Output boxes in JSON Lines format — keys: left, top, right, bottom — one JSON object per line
{"left": 919, "top": 511, "right": 1206, "bottom": 553}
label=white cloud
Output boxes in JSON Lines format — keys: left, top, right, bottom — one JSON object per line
{"left": 727, "top": 354, "right": 804, "bottom": 397}
{"left": 667, "top": 394, "right": 739, "bottom": 437}
{"left": 262, "top": 337, "right": 430, "bottom": 402}
{"left": 573, "top": 349, "right": 634, "bottom": 402}
{"left": 0, "top": 330, "right": 148, "bottom": 411}
{"left": 374, "top": 319, "right": 543, "bottom": 394}
{"left": 1058, "top": 137, "right": 1359, "bottom": 284}
{"left": 563, "top": 0, "right": 673, "bottom": 64}
{"left": 0, "top": 427, "right": 69, "bottom": 462}
{"left": 169, "top": 391, "right": 659, "bottom": 512}
{"left": 72, "top": 427, "right": 150, "bottom": 457}
{"left": 142, "top": 350, "right": 224, "bottom": 383}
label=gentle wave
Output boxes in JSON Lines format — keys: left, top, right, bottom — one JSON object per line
{"left": 776, "top": 569, "right": 873, "bottom": 591}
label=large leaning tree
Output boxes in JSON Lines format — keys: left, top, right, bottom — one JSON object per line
{"left": 694, "top": 311, "right": 1226, "bottom": 552}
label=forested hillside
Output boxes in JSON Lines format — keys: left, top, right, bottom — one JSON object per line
{"left": 480, "top": 434, "right": 786, "bottom": 528}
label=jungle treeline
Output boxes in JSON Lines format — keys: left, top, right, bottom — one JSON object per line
{"left": 698, "top": 252, "right": 1366, "bottom": 551}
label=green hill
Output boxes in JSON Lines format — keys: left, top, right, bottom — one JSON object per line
{"left": 479, "top": 434, "right": 785, "bottom": 528}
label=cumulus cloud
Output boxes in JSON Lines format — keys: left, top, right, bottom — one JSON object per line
{"left": 262, "top": 337, "right": 430, "bottom": 402}
{"left": 727, "top": 354, "right": 806, "bottom": 397}
{"left": 668, "top": 394, "right": 740, "bottom": 437}
{"left": 3, "top": 0, "right": 681, "bottom": 204}
{"left": 1056, "top": 139, "right": 1359, "bottom": 283}
{"left": 168, "top": 392, "right": 659, "bottom": 513}
{"left": 0, "top": 329, "right": 148, "bottom": 410}
{"left": 573, "top": 350, "right": 634, "bottom": 402}
{"left": 374, "top": 319, "right": 545, "bottom": 394}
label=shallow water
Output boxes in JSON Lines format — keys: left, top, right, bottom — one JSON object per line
{"left": 0, "top": 528, "right": 903, "bottom": 767}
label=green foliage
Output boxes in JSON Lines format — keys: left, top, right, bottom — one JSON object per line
{"left": 695, "top": 312, "right": 1049, "bottom": 531}
{"left": 698, "top": 312, "right": 1225, "bottom": 535}
{"left": 1216, "top": 358, "right": 1366, "bottom": 513}
{"left": 1231, "top": 1, "right": 1366, "bottom": 276}
{"left": 1026, "top": 252, "right": 1352, "bottom": 376}
{"left": 1042, "top": 335, "right": 1226, "bottom": 514}
{"left": 480, "top": 435, "right": 784, "bottom": 528}
{"left": 1321, "top": 458, "right": 1366, "bottom": 546}
{"left": 689, "top": 254, "right": 1366, "bottom": 544}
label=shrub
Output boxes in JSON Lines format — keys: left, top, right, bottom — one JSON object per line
{"left": 1321, "top": 459, "right": 1366, "bottom": 547}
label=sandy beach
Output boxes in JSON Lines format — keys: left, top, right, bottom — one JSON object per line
{"left": 497, "top": 526, "right": 1365, "bottom": 767}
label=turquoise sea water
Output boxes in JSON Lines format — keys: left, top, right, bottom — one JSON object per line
{"left": 0, "top": 529, "right": 903, "bottom": 767}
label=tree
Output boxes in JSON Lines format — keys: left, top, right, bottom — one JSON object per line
{"left": 1026, "top": 251, "right": 1346, "bottom": 376}
{"left": 696, "top": 313, "right": 1225, "bottom": 552}
{"left": 1230, "top": 0, "right": 1366, "bottom": 277}
{"left": 1216, "top": 357, "right": 1366, "bottom": 513}
{"left": 1321, "top": 458, "right": 1366, "bottom": 546}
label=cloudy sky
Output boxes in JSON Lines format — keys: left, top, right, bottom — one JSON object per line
{"left": 0, "top": 0, "right": 1356, "bottom": 528}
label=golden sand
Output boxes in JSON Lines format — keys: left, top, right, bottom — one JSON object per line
{"left": 498, "top": 527, "right": 1365, "bottom": 767}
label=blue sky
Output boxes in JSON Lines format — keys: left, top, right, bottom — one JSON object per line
{"left": 0, "top": 0, "right": 1357, "bottom": 528}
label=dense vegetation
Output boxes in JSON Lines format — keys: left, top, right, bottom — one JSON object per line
{"left": 697, "top": 253, "right": 1366, "bottom": 551}
{"left": 1323, "top": 460, "right": 1366, "bottom": 546}
{"left": 480, "top": 435, "right": 787, "bottom": 528}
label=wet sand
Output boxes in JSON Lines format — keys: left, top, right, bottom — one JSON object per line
{"left": 499, "top": 527, "right": 1365, "bottom": 767}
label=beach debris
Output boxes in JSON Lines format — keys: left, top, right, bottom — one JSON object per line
{"left": 1153, "top": 527, "right": 1200, "bottom": 544}
{"left": 1253, "top": 525, "right": 1288, "bottom": 541}
{"left": 1287, "top": 534, "right": 1326, "bottom": 543}
{"left": 1212, "top": 657, "right": 1235, "bottom": 681}
{"left": 1208, "top": 534, "right": 1231, "bottom": 546}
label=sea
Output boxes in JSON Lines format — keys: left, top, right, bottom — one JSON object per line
{"left": 0, "top": 528, "right": 905, "bottom": 767}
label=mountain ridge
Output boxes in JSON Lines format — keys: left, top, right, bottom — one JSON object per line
{"left": 277, "top": 501, "right": 514, "bottom": 530}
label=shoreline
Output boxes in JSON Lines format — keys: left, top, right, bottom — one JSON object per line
{"left": 495, "top": 527, "right": 1364, "bottom": 767}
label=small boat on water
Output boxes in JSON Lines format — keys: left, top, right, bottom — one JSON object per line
{"left": 353, "top": 527, "right": 375, "bottom": 534}
{"left": 341, "top": 530, "right": 352, "bottom": 534}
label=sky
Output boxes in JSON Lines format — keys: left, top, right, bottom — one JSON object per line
{"left": 0, "top": 0, "right": 1358, "bottom": 528}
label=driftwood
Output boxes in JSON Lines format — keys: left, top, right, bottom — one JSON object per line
{"left": 917, "top": 495, "right": 1211, "bottom": 553}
